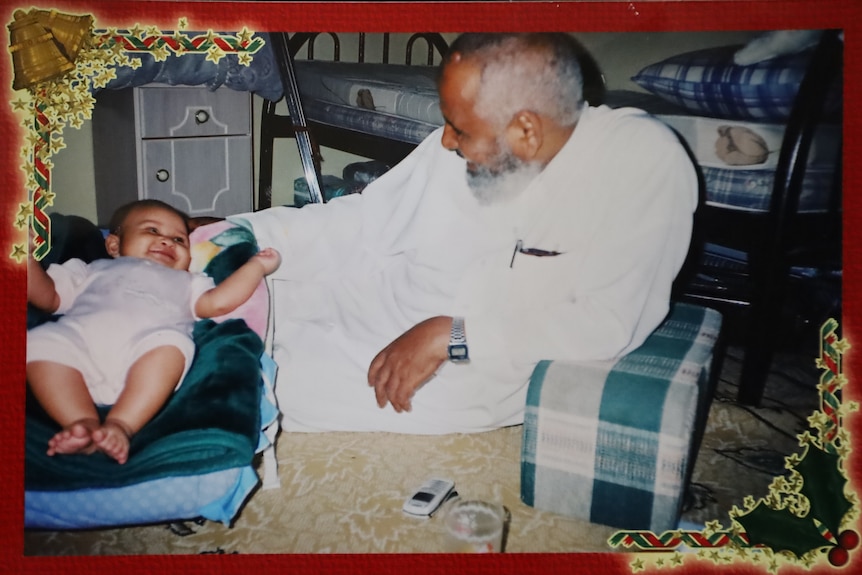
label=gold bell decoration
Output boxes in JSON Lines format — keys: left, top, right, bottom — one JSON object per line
{"left": 8, "top": 8, "right": 93, "bottom": 91}
{"left": 33, "top": 9, "right": 93, "bottom": 63}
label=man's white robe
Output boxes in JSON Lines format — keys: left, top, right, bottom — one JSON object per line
{"left": 232, "top": 104, "right": 698, "bottom": 434}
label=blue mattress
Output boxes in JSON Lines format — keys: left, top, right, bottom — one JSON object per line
{"left": 701, "top": 164, "right": 836, "bottom": 213}
{"left": 295, "top": 60, "right": 443, "bottom": 145}
{"left": 654, "top": 112, "right": 840, "bottom": 212}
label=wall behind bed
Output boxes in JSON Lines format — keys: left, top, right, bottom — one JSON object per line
{"left": 49, "top": 30, "right": 758, "bottom": 221}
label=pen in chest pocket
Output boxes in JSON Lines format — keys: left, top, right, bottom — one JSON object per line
{"left": 510, "top": 239, "right": 562, "bottom": 268}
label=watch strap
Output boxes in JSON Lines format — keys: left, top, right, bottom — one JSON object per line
{"left": 449, "top": 316, "right": 466, "bottom": 345}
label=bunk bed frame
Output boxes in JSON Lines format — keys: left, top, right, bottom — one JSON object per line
{"left": 258, "top": 32, "right": 449, "bottom": 209}
{"left": 674, "top": 29, "right": 843, "bottom": 405}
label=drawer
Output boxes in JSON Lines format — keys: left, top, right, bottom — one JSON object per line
{"left": 137, "top": 86, "right": 251, "bottom": 139}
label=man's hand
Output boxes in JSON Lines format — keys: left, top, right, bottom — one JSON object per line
{"left": 367, "top": 316, "right": 452, "bottom": 413}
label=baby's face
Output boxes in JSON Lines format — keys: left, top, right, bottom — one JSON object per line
{"left": 108, "top": 206, "right": 191, "bottom": 270}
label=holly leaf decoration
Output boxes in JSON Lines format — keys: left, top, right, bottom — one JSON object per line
{"left": 736, "top": 502, "right": 826, "bottom": 557}
{"left": 736, "top": 444, "right": 852, "bottom": 557}
{"left": 795, "top": 445, "right": 851, "bottom": 536}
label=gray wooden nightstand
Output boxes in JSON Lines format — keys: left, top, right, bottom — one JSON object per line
{"left": 92, "top": 85, "right": 252, "bottom": 227}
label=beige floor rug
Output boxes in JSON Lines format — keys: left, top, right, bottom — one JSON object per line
{"left": 23, "top": 345, "right": 824, "bottom": 555}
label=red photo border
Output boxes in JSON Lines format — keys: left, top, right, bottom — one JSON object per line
{"left": 2, "top": 1, "right": 860, "bottom": 574}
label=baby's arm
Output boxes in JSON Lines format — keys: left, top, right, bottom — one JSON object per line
{"left": 194, "top": 248, "right": 281, "bottom": 318}
{"left": 27, "top": 252, "right": 61, "bottom": 313}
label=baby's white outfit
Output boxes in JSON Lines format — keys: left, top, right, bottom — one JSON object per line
{"left": 27, "top": 257, "right": 215, "bottom": 405}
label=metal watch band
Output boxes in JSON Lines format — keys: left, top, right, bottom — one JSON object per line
{"left": 450, "top": 316, "right": 466, "bottom": 345}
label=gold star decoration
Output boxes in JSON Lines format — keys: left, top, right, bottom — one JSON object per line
{"left": 833, "top": 338, "right": 851, "bottom": 354}
{"left": 10, "top": 243, "right": 27, "bottom": 263}
{"left": 703, "top": 519, "right": 723, "bottom": 535}
{"left": 39, "top": 191, "right": 57, "bottom": 207}
{"left": 237, "top": 27, "right": 253, "bottom": 44}
{"left": 797, "top": 430, "right": 816, "bottom": 447}
{"left": 785, "top": 452, "right": 802, "bottom": 468}
{"left": 17, "top": 202, "right": 33, "bottom": 219}
{"left": 151, "top": 45, "right": 171, "bottom": 62}
{"left": 206, "top": 44, "right": 225, "bottom": 64}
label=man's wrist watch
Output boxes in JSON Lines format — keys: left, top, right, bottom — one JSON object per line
{"left": 447, "top": 316, "right": 469, "bottom": 363}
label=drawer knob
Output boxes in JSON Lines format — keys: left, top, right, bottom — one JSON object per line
{"left": 194, "top": 109, "right": 210, "bottom": 124}
{"left": 156, "top": 169, "right": 170, "bottom": 182}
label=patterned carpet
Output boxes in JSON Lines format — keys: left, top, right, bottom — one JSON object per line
{"left": 680, "top": 344, "right": 822, "bottom": 528}
{"left": 23, "top": 341, "right": 826, "bottom": 555}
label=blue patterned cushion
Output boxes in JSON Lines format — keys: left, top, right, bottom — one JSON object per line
{"left": 521, "top": 303, "right": 722, "bottom": 532}
{"left": 632, "top": 46, "right": 812, "bottom": 121}
{"left": 702, "top": 164, "right": 836, "bottom": 213}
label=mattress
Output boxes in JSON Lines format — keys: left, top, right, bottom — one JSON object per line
{"left": 294, "top": 60, "right": 444, "bottom": 144}
{"left": 656, "top": 114, "right": 840, "bottom": 172}
{"left": 294, "top": 60, "right": 443, "bottom": 124}
{"left": 656, "top": 114, "right": 840, "bottom": 212}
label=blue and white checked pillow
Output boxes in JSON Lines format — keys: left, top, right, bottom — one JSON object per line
{"left": 632, "top": 45, "right": 812, "bottom": 121}
{"left": 701, "top": 164, "right": 836, "bottom": 213}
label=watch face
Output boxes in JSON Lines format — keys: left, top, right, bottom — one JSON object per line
{"left": 448, "top": 344, "right": 469, "bottom": 361}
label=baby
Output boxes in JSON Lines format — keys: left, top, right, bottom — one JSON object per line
{"left": 27, "top": 199, "right": 280, "bottom": 464}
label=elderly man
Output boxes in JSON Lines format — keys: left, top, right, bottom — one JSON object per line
{"left": 232, "top": 33, "right": 698, "bottom": 433}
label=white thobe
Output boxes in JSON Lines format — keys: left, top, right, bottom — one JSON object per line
{"left": 232, "top": 104, "right": 698, "bottom": 433}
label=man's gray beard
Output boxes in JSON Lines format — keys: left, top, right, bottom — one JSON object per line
{"left": 466, "top": 152, "right": 542, "bottom": 206}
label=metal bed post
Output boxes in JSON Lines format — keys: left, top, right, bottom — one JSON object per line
{"left": 268, "top": 31, "right": 324, "bottom": 206}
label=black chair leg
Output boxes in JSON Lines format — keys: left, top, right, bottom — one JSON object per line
{"left": 737, "top": 331, "right": 774, "bottom": 406}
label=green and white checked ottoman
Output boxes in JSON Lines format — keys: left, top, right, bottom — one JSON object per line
{"left": 521, "top": 303, "right": 722, "bottom": 533}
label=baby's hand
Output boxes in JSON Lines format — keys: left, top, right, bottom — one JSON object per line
{"left": 253, "top": 248, "right": 281, "bottom": 275}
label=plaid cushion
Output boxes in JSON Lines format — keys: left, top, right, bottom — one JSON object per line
{"left": 521, "top": 303, "right": 722, "bottom": 532}
{"left": 632, "top": 45, "right": 811, "bottom": 121}
{"left": 702, "top": 164, "right": 836, "bottom": 213}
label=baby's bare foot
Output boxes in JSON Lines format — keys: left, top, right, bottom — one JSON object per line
{"left": 47, "top": 419, "right": 99, "bottom": 456}
{"left": 92, "top": 419, "right": 132, "bottom": 464}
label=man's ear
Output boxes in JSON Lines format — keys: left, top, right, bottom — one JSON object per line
{"left": 505, "top": 110, "right": 543, "bottom": 161}
{"left": 105, "top": 233, "right": 121, "bottom": 258}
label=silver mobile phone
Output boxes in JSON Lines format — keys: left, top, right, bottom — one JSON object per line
{"left": 402, "top": 478, "right": 455, "bottom": 517}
